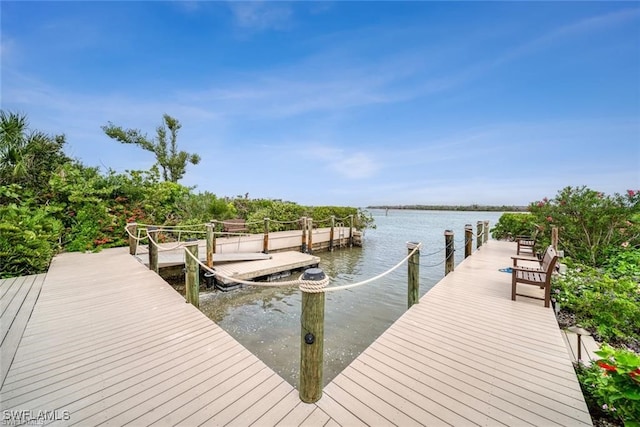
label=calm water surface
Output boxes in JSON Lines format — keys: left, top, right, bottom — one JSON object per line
{"left": 198, "top": 209, "right": 504, "bottom": 387}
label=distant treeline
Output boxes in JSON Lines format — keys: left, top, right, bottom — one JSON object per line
{"left": 367, "top": 205, "right": 528, "bottom": 212}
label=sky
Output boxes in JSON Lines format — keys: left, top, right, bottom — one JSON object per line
{"left": 2, "top": 1, "right": 639, "bottom": 207}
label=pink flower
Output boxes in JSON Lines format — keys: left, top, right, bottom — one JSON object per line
{"left": 537, "top": 201, "right": 544, "bottom": 207}
{"left": 628, "top": 189, "right": 636, "bottom": 197}
{"left": 546, "top": 216, "right": 553, "bottom": 222}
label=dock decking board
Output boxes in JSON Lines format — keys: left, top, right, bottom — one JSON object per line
{"left": 321, "top": 240, "right": 592, "bottom": 426}
{"left": 133, "top": 227, "right": 350, "bottom": 269}
{"left": 213, "top": 251, "right": 321, "bottom": 284}
{"left": 0, "top": 248, "right": 301, "bottom": 425}
{"left": 0, "top": 241, "right": 593, "bottom": 426}
{"left": 0, "top": 274, "right": 46, "bottom": 388}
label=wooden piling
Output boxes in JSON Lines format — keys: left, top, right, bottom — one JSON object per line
{"left": 464, "top": 224, "right": 473, "bottom": 258}
{"left": 445, "top": 230, "right": 455, "bottom": 275}
{"left": 349, "top": 215, "right": 354, "bottom": 247}
{"left": 206, "top": 223, "right": 214, "bottom": 268}
{"left": 477, "top": 221, "right": 483, "bottom": 249}
{"left": 301, "top": 217, "right": 307, "bottom": 253}
{"left": 299, "top": 268, "right": 326, "bottom": 403}
{"left": 551, "top": 226, "right": 559, "bottom": 251}
{"left": 263, "top": 217, "right": 270, "bottom": 254}
{"left": 148, "top": 227, "right": 159, "bottom": 274}
{"left": 407, "top": 242, "right": 420, "bottom": 308}
{"left": 329, "top": 216, "right": 335, "bottom": 252}
{"left": 127, "top": 222, "right": 138, "bottom": 255}
{"left": 185, "top": 242, "right": 199, "bottom": 308}
{"left": 483, "top": 220, "right": 490, "bottom": 244}
{"left": 307, "top": 218, "right": 313, "bottom": 253}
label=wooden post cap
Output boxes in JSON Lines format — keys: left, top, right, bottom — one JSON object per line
{"left": 407, "top": 242, "right": 421, "bottom": 250}
{"left": 302, "top": 268, "right": 325, "bottom": 281}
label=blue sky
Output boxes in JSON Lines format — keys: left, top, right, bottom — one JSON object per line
{"left": 2, "top": 1, "right": 639, "bottom": 207}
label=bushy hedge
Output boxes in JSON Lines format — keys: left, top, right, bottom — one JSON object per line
{"left": 490, "top": 212, "right": 538, "bottom": 241}
{"left": 552, "top": 256, "right": 640, "bottom": 346}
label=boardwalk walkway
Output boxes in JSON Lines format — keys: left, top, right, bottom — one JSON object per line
{"left": 0, "top": 241, "right": 592, "bottom": 426}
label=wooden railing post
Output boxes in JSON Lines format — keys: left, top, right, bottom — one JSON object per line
{"left": 464, "top": 224, "right": 473, "bottom": 258}
{"left": 263, "top": 217, "right": 270, "bottom": 254}
{"left": 407, "top": 242, "right": 420, "bottom": 308}
{"left": 348, "top": 215, "right": 354, "bottom": 247}
{"left": 307, "top": 218, "right": 313, "bottom": 253}
{"left": 476, "top": 221, "right": 483, "bottom": 249}
{"left": 301, "top": 217, "right": 307, "bottom": 253}
{"left": 148, "top": 226, "right": 159, "bottom": 273}
{"left": 185, "top": 241, "right": 200, "bottom": 308}
{"left": 551, "top": 226, "right": 559, "bottom": 251}
{"left": 483, "top": 220, "right": 490, "bottom": 244}
{"left": 127, "top": 222, "right": 138, "bottom": 255}
{"left": 299, "top": 268, "right": 326, "bottom": 403}
{"left": 329, "top": 216, "right": 335, "bottom": 252}
{"left": 445, "top": 230, "right": 455, "bottom": 275}
{"left": 206, "top": 223, "right": 214, "bottom": 268}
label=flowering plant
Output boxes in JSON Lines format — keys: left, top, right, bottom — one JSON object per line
{"left": 579, "top": 344, "right": 640, "bottom": 426}
{"left": 528, "top": 186, "right": 640, "bottom": 267}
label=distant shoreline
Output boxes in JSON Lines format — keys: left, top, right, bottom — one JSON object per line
{"left": 367, "top": 205, "right": 527, "bottom": 212}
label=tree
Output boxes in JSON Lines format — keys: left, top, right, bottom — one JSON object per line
{"left": 0, "top": 110, "right": 70, "bottom": 193}
{"left": 102, "top": 114, "right": 200, "bottom": 183}
{"left": 528, "top": 186, "right": 640, "bottom": 266}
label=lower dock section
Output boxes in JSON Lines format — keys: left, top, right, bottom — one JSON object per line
{"left": 212, "top": 251, "right": 320, "bottom": 286}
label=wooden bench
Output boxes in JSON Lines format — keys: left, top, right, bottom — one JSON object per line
{"left": 516, "top": 232, "right": 537, "bottom": 255}
{"left": 511, "top": 245, "right": 553, "bottom": 269}
{"left": 511, "top": 245, "right": 558, "bottom": 308}
{"left": 221, "top": 219, "right": 248, "bottom": 233}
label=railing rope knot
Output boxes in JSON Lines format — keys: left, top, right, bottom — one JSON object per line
{"left": 298, "top": 276, "right": 330, "bottom": 293}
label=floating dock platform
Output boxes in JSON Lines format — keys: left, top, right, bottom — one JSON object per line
{"left": 211, "top": 251, "right": 320, "bottom": 285}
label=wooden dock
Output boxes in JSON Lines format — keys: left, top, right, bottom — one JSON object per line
{"left": 317, "top": 241, "right": 592, "bottom": 426}
{"left": 213, "top": 251, "right": 320, "bottom": 285}
{"left": 1, "top": 274, "right": 46, "bottom": 387}
{"left": 0, "top": 248, "right": 308, "bottom": 425}
{"left": 0, "top": 241, "right": 592, "bottom": 426}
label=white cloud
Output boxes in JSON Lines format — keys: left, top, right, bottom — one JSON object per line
{"left": 304, "top": 145, "right": 379, "bottom": 180}
{"left": 332, "top": 153, "right": 379, "bottom": 180}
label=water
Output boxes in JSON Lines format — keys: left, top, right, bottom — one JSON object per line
{"left": 198, "top": 209, "right": 504, "bottom": 387}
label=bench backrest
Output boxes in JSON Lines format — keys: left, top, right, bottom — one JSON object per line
{"left": 222, "top": 219, "right": 247, "bottom": 232}
{"left": 540, "top": 246, "right": 558, "bottom": 274}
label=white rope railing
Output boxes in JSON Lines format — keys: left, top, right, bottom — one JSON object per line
{"left": 183, "top": 242, "right": 422, "bottom": 293}
{"left": 124, "top": 225, "right": 148, "bottom": 242}
{"left": 146, "top": 229, "right": 189, "bottom": 252}
{"left": 316, "top": 242, "right": 422, "bottom": 293}
{"left": 183, "top": 246, "right": 310, "bottom": 287}
{"left": 137, "top": 223, "right": 209, "bottom": 229}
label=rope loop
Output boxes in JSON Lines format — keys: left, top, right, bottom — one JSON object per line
{"left": 299, "top": 276, "right": 330, "bottom": 293}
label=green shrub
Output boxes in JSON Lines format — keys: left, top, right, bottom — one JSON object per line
{"left": 529, "top": 186, "right": 640, "bottom": 267}
{"left": 553, "top": 263, "right": 640, "bottom": 345}
{"left": 577, "top": 345, "right": 640, "bottom": 426}
{"left": 490, "top": 212, "right": 538, "bottom": 240}
{"left": 0, "top": 189, "right": 62, "bottom": 277}
{"left": 605, "top": 249, "right": 640, "bottom": 280}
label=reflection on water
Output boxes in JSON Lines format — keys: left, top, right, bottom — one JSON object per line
{"left": 198, "top": 209, "right": 504, "bottom": 387}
